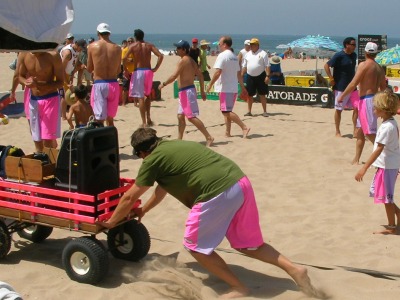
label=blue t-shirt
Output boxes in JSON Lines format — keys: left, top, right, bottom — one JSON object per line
{"left": 270, "top": 63, "right": 282, "bottom": 82}
{"left": 327, "top": 50, "right": 357, "bottom": 91}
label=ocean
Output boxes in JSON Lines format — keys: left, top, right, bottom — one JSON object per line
{"left": 73, "top": 33, "right": 400, "bottom": 54}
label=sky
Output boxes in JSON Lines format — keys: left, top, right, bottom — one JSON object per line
{"left": 71, "top": 0, "right": 400, "bottom": 38}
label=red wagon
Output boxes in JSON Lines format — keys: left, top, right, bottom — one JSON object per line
{"left": 0, "top": 178, "right": 150, "bottom": 284}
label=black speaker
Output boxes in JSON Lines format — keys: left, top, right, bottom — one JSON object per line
{"left": 55, "top": 126, "right": 120, "bottom": 196}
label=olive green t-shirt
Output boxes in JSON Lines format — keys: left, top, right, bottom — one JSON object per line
{"left": 135, "top": 140, "right": 245, "bottom": 208}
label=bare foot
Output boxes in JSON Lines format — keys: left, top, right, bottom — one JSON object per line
{"left": 351, "top": 159, "right": 360, "bottom": 165}
{"left": 373, "top": 226, "right": 397, "bottom": 235}
{"left": 335, "top": 132, "right": 341, "bottom": 137}
{"left": 243, "top": 127, "right": 251, "bottom": 139}
{"left": 147, "top": 119, "right": 154, "bottom": 127}
{"left": 206, "top": 137, "right": 214, "bottom": 147}
{"left": 290, "top": 267, "right": 328, "bottom": 299}
{"left": 219, "top": 287, "right": 250, "bottom": 299}
{"left": 225, "top": 133, "right": 232, "bottom": 138}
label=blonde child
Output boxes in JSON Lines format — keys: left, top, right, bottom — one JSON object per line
{"left": 355, "top": 90, "right": 400, "bottom": 234}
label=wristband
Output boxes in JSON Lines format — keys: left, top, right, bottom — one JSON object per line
{"left": 59, "top": 88, "right": 65, "bottom": 97}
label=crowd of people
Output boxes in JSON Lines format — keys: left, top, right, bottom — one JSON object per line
{"left": 5, "top": 26, "right": 399, "bottom": 298}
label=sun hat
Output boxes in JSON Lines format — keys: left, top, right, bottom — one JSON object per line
{"left": 66, "top": 33, "right": 74, "bottom": 39}
{"left": 192, "top": 38, "right": 198, "bottom": 43}
{"left": 270, "top": 55, "right": 282, "bottom": 64}
{"left": 200, "top": 40, "right": 210, "bottom": 46}
{"left": 65, "top": 88, "right": 77, "bottom": 106}
{"left": 173, "top": 40, "right": 190, "bottom": 50}
{"left": 365, "top": 42, "right": 378, "bottom": 54}
{"left": 244, "top": 40, "right": 251, "bottom": 46}
{"left": 97, "top": 23, "right": 111, "bottom": 34}
{"left": 250, "top": 38, "right": 259, "bottom": 45}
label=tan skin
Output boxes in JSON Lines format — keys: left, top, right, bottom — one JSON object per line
{"left": 237, "top": 44, "right": 250, "bottom": 69}
{"left": 206, "top": 38, "right": 250, "bottom": 138}
{"left": 97, "top": 149, "right": 323, "bottom": 299}
{"left": 338, "top": 53, "right": 386, "bottom": 165}
{"left": 355, "top": 107, "right": 400, "bottom": 235}
{"left": 18, "top": 51, "right": 64, "bottom": 152}
{"left": 241, "top": 43, "right": 270, "bottom": 115}
{"left": 123, "top": 39, "right": 164, "bottom": 127}
{"left": 60, "top": 43, "right": 83, "bottom": 120}
{"left": 159, "top": 48, "right": 214, "bottom": 146}
{"left": 324, "top": 40, "right": 359, "bottom": 137}
{"left": 87, "top": 32, "right": 122, "bottom": 126}
{"left": 66, "top": 98, "right": 94, "bottom": 129}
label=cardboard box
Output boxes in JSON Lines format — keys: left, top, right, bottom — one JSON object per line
{"left": 5, "top": 147, "right": 59, "bottom": 183}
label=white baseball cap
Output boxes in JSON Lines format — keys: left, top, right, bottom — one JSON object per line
{"left": 66, "top": 33, "right": 74, "bottom": 39}
{"left": 365, "top": 42, "right": 378, "bottom": 54}
{"left": 97, "top": 23, "right": 111, "bottom": 34}
{"left": 244, "top": 40, "right": 251, "bottom": 45}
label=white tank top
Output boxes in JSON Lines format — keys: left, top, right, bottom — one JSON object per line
{"left": 60, "top": 44, "right": 78, "bottom": 75}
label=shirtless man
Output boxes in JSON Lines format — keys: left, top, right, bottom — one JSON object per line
{"left": 87, "top": 23, "right": 121, "bottom": 126}
{"left": 18, "top": 51, "right": 64, "bottom": 153}
{"left": 124, "top": 29, "right": 164, "bottom": 127}
{"left": 60, "top": 39, "right": 85, "bottom": 120}
{"left": 66, "top": 85, "right": 94, "bottom": 129}
{"left": 338, "top": 42, "right": 386, "bottom": 164}
{"left": 159, "top": 40, "right": 214, "bottom": 146}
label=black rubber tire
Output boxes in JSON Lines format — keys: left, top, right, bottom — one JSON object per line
{"left": 107, "top": 219, "right": 150, "bottom": 261}
{"left": 17, "top": 223, "right": 53, "bottom": 243}
{"left": 0, "top": 220, "right": 11, "bottom": 259}
{"left": 62, "top": 237, "right": 109, "bottom": 284}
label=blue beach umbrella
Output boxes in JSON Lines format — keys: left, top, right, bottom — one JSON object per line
{"left": 288, "top": 35, "right": 341, "bottom": 58}
{"left": 288, "top": 35, "right": 342, "bottom": 74}
{"left": 376, "top": 45, "right": 400, "bottom": 66}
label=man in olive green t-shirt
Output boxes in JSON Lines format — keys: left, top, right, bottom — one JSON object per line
{"left": 98, "top": 128, "right": 322, "bottom": 299}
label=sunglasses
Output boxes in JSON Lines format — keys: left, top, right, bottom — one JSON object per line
{"left": 132, "top": 148, "right": 140, "bottom": 157}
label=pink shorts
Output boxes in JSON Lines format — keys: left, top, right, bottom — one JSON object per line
{"left": 29, "top": 92, "right": 61, "bottom": 141}
{"left": 24, "top": 87, "right": 31, "bottom": 120}
{"left": 90, "top": 80, "right": 120, "bottom": 121}
{"left": 220, "top": 92, "right": 237, "bottom": 112}
{"left": 334, "top": 90, "right": 359, "bottom": 110}
{"left": 183, "top": 176, "right": 264, "bottom": 255}
{"left": 129, "top": 68, "right": 154, "bottom": 98}
{"left": 358, "top": 94, "right": 377, "bottom": 134}
{"left": 178, "top": 85, "right": 199, "bottom": 119}
{"left": 370, "top": 168, "right": 398, "bottom": 204}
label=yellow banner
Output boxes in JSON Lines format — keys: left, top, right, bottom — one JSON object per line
{"left": 386, "top": 68, "right": 400, "bottom": 78}
{"left": 285, "top": 75, "right": 330, "bottom": 87}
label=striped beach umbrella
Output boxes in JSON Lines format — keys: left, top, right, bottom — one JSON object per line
{"left": 376, "top": 45, "right": 400, "bottom": 66}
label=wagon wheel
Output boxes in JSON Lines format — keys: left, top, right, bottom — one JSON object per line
{"left": 107, "top": 219, "right": 150, "bottom": 261}
{"left": 0, "top": 220, "right": 11, "bottom": 258}
{"left": 17, "top": 223, "right": 53, "bottom": 243}
{"left": 62, "top": 237, "right": 109, "bottom": 284}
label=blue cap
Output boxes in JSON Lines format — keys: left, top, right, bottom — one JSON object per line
{"left": 173, "top": 40, "right": 190, "bottom": 50}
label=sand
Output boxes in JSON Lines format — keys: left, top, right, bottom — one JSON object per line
{"left": 1, "top": 51, "right": 400, "bottom": 300}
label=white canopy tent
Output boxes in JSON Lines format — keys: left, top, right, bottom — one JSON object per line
{"left": 0, "top": 0, "right": 74, "bottom": 51}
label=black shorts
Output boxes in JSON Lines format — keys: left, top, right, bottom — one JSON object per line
{"left": 122, "top": 75, "right": 131, "bottom": 91}
{"left": 246, "top": 71, "right": 269, "bottom": 96}
{"left": 202, "top": 70, "right": 211, "bottom": 81}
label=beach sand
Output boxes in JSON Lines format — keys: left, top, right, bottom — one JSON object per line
{"left": 1, "top": 52, "right": 400, "bottom": 300}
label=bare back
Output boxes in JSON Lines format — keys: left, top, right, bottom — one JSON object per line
{"left": 68, "top": 100, "right": 94, "bottom": 127}
{"left": 129, "top": 42, "right": 153, "bottom": 69}
{"left": 177, "top": 55, "right": 199, "bottom": 88}
{"left": 358, "top": 58, "right": 386, "bottom": 96}
{"left": 87, "top": 39, "right": 121, "bottom": 80}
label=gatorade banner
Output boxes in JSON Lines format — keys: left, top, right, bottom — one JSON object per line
{"left": 173, "top": 81, "right": 333, "bottom": 108}
{"left": 285, "top": 75, "right": 330, "bottom": 87}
